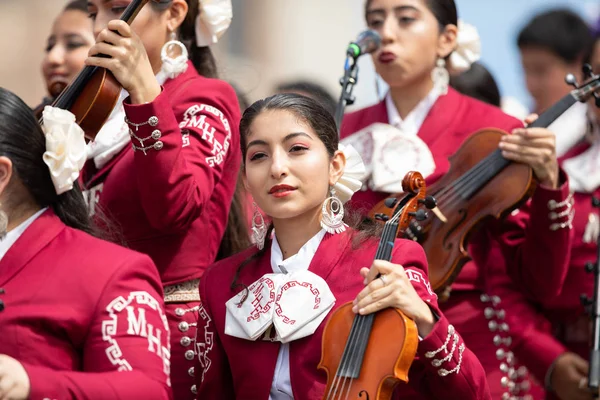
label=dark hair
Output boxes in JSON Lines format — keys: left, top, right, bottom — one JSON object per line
{"left": 275, "top": 80, "right": 337, "bottom": 118}
{"left": 152, "top": 0, "right": 219, "bottom": 78}
{"left": 449, "top": 62, "right": 501, "bottom": 107}
{"left": 517, "top": 9, "right": 593, "bottom": 64}
{"left": 0, "top": 87, "right": 94, "bottom": 235}
{"left": 215, "top": 171, "right": 251, "bottom": 261}
{"left": 231, "top": 93, "right": 380, "bottom": 298}
{"left": 64, "top": 0, "right": 87, "bottom": 13}
{"left": 365, "top": 0, "right": 458, "bottom": 28}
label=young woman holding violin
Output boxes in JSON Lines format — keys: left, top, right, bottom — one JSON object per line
{"left": 193, "top": 93, "right": 491, "bottom": 399}
{"left": 0, "top": 87, "right": 170, "bottom": 399}
{"left": 340, "top": 0, "right": 573, "bottom": 397}
{"left": 34, "top": 0, "right": 93, "bottom": 115}
{"left": 82, "top": 0, "right": 247, "bottom": 398}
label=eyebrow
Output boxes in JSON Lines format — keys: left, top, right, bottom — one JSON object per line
{"left": 366, "top": 5, "right": 419, "bottom": 16}
{"left": 246, "top": 132, "right": 313, "bottom": 150}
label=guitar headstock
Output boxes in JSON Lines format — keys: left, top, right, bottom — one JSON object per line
{"left": 567, "top": 63, "right": 600, "bottom": 107}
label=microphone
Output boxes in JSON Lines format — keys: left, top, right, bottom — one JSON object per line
{"left": 346, "top": 30, "right": 382, "bottom": 59}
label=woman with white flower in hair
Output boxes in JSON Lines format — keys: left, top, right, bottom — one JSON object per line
{"left": 340, "top": 0, "right": 573, "bottom": 397}
{"left": 194, "top": 93, "right": 491, "bottom": 399}
{"left": 82, "top": 0, "right": 248, "bottom": 397}
{"left": 0, "top": 87, "right": 171, "bottom": 399}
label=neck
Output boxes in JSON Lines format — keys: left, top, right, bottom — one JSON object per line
{"left": 271, "top": 207, "right": 322, "bottom": 260}
{"left": 389, "top": 78, "right": 435, "bottom": 119}
{"left": 6, "top": 206, "right": 40, "bottom": 233}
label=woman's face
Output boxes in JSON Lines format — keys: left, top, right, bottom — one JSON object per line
{"left": 41, "top": 10, "right": 94, "bottom": 98}
{"left": 366, "top": 0, "right": 454, "bottom": 91}
{"left": 87, "top": 0, "right": 170, "bottom": 73}
{"left": 243, "top": 109, "right": 341, "bottom": 223}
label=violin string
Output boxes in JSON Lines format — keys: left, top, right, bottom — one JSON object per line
{"left": 329, "top": 212, "right": 402, "bottom": 399}
{"left": 434, "top": 151, "right": 507, "bottom": 210}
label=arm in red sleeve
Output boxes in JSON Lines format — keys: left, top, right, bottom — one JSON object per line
{"left": 491, "top": 169, "right": 574, "bottom": 300}
{"left": 391, "top": 241, "right": 492, "bottom": 399}
{"left": 122, "top": 79, "right": 241, "bottom": 232}
{"left": 25, "top": 255, "right": 172, "bottom": 400}
{"left": 195, "top": 273, "right": 235, "bottom": 399}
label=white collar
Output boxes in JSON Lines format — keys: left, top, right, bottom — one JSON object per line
{"left": 0, "top": 208, "right": 47, "bottom": 261}
{"left": 270, "top": 229, "right": 327, "bottom": 274}
{"left": 385, "top": 88, "right": 440, "bottom": 136}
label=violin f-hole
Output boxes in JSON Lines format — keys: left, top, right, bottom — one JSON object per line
{"left": 358, "top": 390, "right": 370, "bottom": 399}
{"left": 443, "top": 209, "right": 467, "bottom": 250}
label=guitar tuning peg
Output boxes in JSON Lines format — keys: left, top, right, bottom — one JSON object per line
{"left": 582, "top": 63, "right": 594, "bottom": 79}
{"left": 565, "top": 73, "right": 579, "bottom": 88}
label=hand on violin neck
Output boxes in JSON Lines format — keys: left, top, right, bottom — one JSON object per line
{"left": 352, "top": 260, "right": 435, "bottom": 337}
{"left": 499, "top": 115, "right": 559, "bottom": 189}
{"left": 85, "top": 20, "right": 161, "bottom": 104}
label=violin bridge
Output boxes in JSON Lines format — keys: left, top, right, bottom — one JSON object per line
{"left": 431, "top": 207, "right": 448, "bottom": 223}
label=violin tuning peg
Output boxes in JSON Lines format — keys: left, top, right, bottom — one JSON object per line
{"left": 409, "top": 210, "right": 428, "bottom": 221}
{"left": 583, "top": 63, "right": 594, "bottom": 79}
{"left": 418, "top": 195, "right": 437, "bottom": 210}
{"left": 374, "top": 213, "right": 390, "bottom": 222}
{"left": 565, "top": 73, "right": 579, "bottom": 88}
{"left": 384, "top": 197, "right": 398, "bottom": 209}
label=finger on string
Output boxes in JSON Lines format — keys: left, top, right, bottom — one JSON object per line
{"left": 84, "top": 56, "right": 115, "bottom": 70}
{"left": 523, "top": 113, "right": 539, "bottom": 126}
{"left": 365, "top": 260, "right": 400, "bottom": 284}
{"left": 509, "top": 128, "right": 555, "bottom": 140}
{"left": 498, "top": 143, "right": 540, "bottom": 158}
{"left": 96, "top": 28, "right": 127, "bottom": 46}
{"left": 88, "top": 42, "right": 121, "bottom": 59}
{"left": 355, "top": 275, "right": 389, "bottom": 304}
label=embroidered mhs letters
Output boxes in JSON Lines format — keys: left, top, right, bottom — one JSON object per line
{"left": 179, "top": 104, "right": 231, "bottom": 167}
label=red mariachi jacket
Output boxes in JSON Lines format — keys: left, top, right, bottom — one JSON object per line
{"left": 340, "top": 88, "right": 573, "bottom": 300}
{"left": 0, "top": 210, "right": 171, "bottom": 399}
{"left": 81, "top": 61, "right": 241, "bottom": 285}
{"left": 194, "top": 230, "right": 491, "bottom": 400}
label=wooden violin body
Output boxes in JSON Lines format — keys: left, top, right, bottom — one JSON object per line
{"left": 370, "top": 129, "right": 535, "bottom": 293}
{"left": 319, "top": 172, "right": 432, "bottom": 400}
{"left": 319, "top": 304, "right": 418, "bottom": 399}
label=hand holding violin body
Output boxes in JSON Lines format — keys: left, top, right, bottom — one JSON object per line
{"left": 85, "top": 20, "right": 161, "bottom": 105}
{"left": 499, "top": 113, "right": 559, "bottom": 188}
{"left": 353, "top": 260, "right": 436, "bottom": 337}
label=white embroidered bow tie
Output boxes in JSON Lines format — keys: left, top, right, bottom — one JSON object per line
{"left": 225, "top": 270, "right": 336, "bottom": 343}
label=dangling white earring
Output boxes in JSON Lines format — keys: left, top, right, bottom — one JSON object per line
{"left": 251, "top": 202, "right": 267, "bottom": 250}
{"left": 0, "top": 206, "right": 8, "bottom": 241}
{"left": 320, "top": 188, "right": 346, "bottom": 235}
{"left": 431, "top": 57, "right": 449, "bottom": 95}
{"left": 160, "top": 32, "right": 189, "bottom": 80}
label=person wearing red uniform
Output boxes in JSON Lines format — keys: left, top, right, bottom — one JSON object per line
{"left": 509, "top": 23, "right": 600, "bottom": 400}
{"left": 193, "top": 93, "right": 491, "bottom": 399}
{"left": 0, "top": 87, "right": 171, "bottom": 399}
{"left": 82, "top": 0, "right": 245, "bottom": 398}
{"left": 340, "top": 0, "right": 573, "bottom": 398}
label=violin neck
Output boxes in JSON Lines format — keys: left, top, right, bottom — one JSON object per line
{"left": 121, "top": 0, "right": 151, "bottom": 24}
{"left": 528, "top": 92, "right": 578, "bottom": 129}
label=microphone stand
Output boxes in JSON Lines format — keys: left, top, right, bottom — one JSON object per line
{"left": 335, "top": 56, "right": 359, "bottom": 136}
{"left": 582, "top": 196, "right": 600, "bottom": 396}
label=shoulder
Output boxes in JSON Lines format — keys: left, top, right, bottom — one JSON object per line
{"left": 165, "top": 69, "right": 240, "bottom": 120}
{"left": 341, "top": 100, "right": 387, "bottom": 139}
{"left": 454, "top": 90, "right": 523, "bottom": 132}
{"left": 59, "top": 226, "right": 158, "bottom": 281}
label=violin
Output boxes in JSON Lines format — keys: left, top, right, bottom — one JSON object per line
{"left": 39, "top": 0, "right": 150, "bottom": 141}
{"left": 319, "top": 171, "right": 436, "bottom": 400}
{"left": 370, "top": 64, "right": 600, "bottom": 296}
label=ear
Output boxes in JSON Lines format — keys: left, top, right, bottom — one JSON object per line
{"left": 0, "top": 157, "right": 13, "bottom": 201}
{"left": 166, "top": 0, "right": 189, "bottom": 32}
{"left": 437, "top": 24, "right": 458, "bottom": 59}
{"left": 329, "top": 150, "right": 346, "bottom": 187}
{"left": 241, "top": 167, "right": 251, "bottom": 192}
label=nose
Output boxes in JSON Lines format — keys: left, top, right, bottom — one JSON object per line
{"left": 45, "top": 44, "right": 64, "bottom": 67}
{"left": 93, "top": 11, "right": 111, "bottom": 39}
{"left": 380, "top": 15, "right": 396, "bottom": 45}
{"left": 270, "top": 149, "right": 289, "bottom": 180}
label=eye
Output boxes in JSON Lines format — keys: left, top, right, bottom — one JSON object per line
{"left": 66, "top": 42, "right": 87, "bottom": 51}
{"left": 249, "top": 152, "right": 266, "bottom": 161}
{"left": 88, "top": 12, "right": 97, "bottom": 20}
{"left": 367, "top": 18, "right": 383, "bottom": 29}
{"left": 290, "top": 145, "right": 308, "bottom": 153}
{"left": 111, "top": 6, "right": 127, "bottom": 15}
{"left": 398, "top": 16, "right": 415, "bottom": 24}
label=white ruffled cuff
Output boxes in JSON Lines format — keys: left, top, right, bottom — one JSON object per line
{"left": 41, "top": 106, "right": 87, "bottom": 195}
